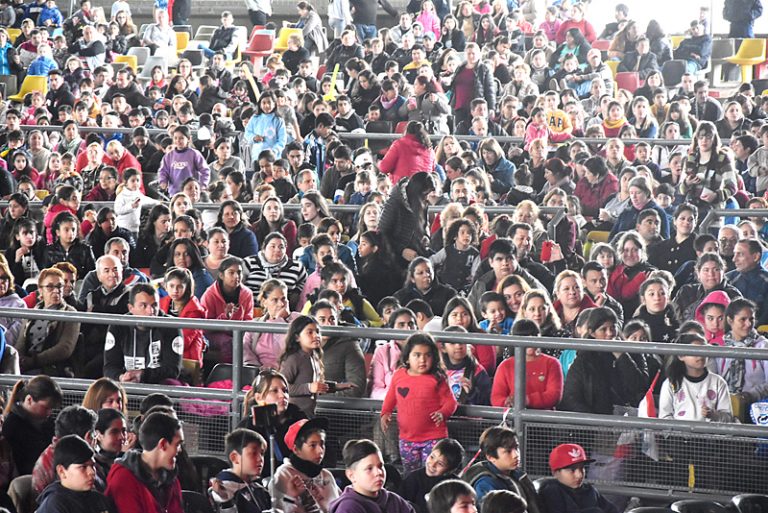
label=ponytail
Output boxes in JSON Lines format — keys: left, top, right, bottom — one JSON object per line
{"left": 4, "top": 375, "right": 63, "bottom": 416}
{"left": 406, "top": 121, "right": 432, "bottom": 150}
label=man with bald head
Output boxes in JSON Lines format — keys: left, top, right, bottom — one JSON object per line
{"left": 718, "top": 225, "right": 740, "bottom": 272}
{"left": 76, "top": 254, "right": 131, "bottom": 378}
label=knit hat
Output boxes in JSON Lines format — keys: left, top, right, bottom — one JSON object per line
{"left": 549, "top": 443, "right": 595, "bottom": 472}
{"left": 284, "top": 418, "right": 329, "bottom": 452}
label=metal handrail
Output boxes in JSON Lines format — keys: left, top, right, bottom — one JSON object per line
{"left": 698, "top": 208, "right": 768, "bottom": 233}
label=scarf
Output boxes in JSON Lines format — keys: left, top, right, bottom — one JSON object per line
{"left": 379, "top": 94, "right": 398, "bottom": 110}
{"left": 257, "top": 252, "right": 288, "bottom": 279}
{"left": 604, "top": 116, "right": 628, "bottom": 130}
{"left": 722, "top": 332, "right": 760, "bottom": 393}
{"left": 288, "top": 453, "right": 324, "bottom": 478}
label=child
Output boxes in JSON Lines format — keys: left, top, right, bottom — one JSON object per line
{"left": 328, "top": 439, "right": 414, "bottom": 513}
{"left": 425, "top": 480, "right": 477, "bottom": 513}
{"left": 635, "top": 277, "right": 680, "bottom": 344}
{"left": 4, "top": 218, "right": 45, "bottom": 289}
{"left": 36, "top": 435, "right": 112, "bottom": 513}
{"left": 478, "top": 291, "right": 514, "bottom": 336}
{"left": 2, "top": 376, "right": 62, "bottom": 475}
{"left": 659, "top": 333, "right": 734, "bottom": 422}
{"left": 271, "top": 159, "right": 298, "bottom": 203}
{"left": 279, "top": 315, "right": 330, "bottom": 417}
{"left": 694, "top": 291, "right": 731, "bottom": 346}
{"left": 463, "top": 426, "right": 541, "bottom": 508}
{"left": 380, "top": 332, "right": 458, "bottom": 473}
{"left": 209, "top": 428, "right": 271, "bottom": 513}
{"left": 113, "top": 168, "right": 158, "bottom": 237}
{"left": 376, "top": 297, "right": 401, "bottom": 326}
{"left": 348, "top": 171, "right": 373, "bottom": 206}
{"left": 539, "top": 443, "right": 617, "bottom": 513}
{"left": 272, "top": 418, "right": 340, "bottom": 513}
{"left": 399, "top": 439, "right": 465, "bottom": 513}
{"left": 482, "top": 490, "right": 528, "bottom": 513}
{"left": 429, "top": 219, "right": 481, "bottom": 294}
{"left": 244, "top": 279, "right": 301, "bottom": 369}
{"left": 43, "top": 211, "right": 95, "bottom": 279}
{"left": 39, "top": 0, "right": 63, "bottom": 27}
{"left": 293, "top": 224, "right": 318, "bottom": 261}
{"left": 441, "top": 326, "right": 491, "bottom": 405}
{"left": 523, "top": 107, "right": 569, "bottom": 152}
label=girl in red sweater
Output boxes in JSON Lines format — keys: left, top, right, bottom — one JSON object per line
{"left": 380, "top": 333, "right": 458, "bottom": 473}
{"left": 491, "top": 319, "right": 564, "bottom": 410}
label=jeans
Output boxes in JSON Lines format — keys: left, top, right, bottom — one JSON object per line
{"left": 329, "top": 17, "right": 345, "bottom": 38}
{"left": 569, "top": 79, "right": 592, "bottom": 97}
{"left": 686, "top": 60, "right": 703, "bottom": 74}
{"left": 354, "top": 23, "right": 377, "bottom": 43}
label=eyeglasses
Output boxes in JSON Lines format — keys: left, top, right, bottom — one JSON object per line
{"left": 41, "top": 284, "right": 64, "bottom": 291}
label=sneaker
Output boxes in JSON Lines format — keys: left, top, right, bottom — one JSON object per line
{"left": 549, "top": 78, "right": 560, "bottom": 91}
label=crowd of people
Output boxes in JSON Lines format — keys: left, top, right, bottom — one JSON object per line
{"left": 0, "top": 0, "right": 765, "bottom": 510}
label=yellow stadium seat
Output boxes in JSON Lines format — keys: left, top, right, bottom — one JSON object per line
{"left": 273, "top": 28, "right": 302, "bottom": 53}
{"left": 670, "top": 35, "right": 685, "bottom": 50}
{"left": 113, "top": 54, "right": 137, "bottom": 72}
{"left": 7, "top": 75, "right": 47, "bottom": 103}
{"left": 6, "top": 28, "right": 21, "bottom": 44}
{"left": 725, "top": 38, "right": 767, "bottom": 83}
{"left": 176, "top": 31, "right": 190, "bottom": 55}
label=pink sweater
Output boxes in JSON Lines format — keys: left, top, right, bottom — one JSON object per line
{"left": 370, "top": 341, "right": 402, "bottom": 400}
{"left": 416, "top": 11, "right": 440, "bottom": 39}
{"left": 243, "top": 312, "right": 301, "bottom": 368}
{"left": 200, "top": 281, "right": 254, "bottom": 363}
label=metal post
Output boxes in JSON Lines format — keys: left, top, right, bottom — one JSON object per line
{"left": 231, "top": 329, "right": 243, "bottom": 429}
{"left": 513, "top": 345, "right": 526, "bottom": 464}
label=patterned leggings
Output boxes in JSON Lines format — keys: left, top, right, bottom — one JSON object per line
{"left": 399, "top": 439, "right": 438, "bottom": 473}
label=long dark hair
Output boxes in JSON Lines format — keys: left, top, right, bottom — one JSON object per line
{"left": 216, "top": 200, "right": 247, "bottom": 232}
{"left": 406, "top": 121, "right": 432, "bottom": 149}
{"left": 441, "top": 296, "right": 483, "bottom": 333}
{"left": 140, "top": 204, "right": 171, "bottom": 241}
{"left": 166, "top": 238, "right": 205, "bottom": 272}
{"left": 399, "top": 332, "right": 447, "bottom": 384}
{"left": 665, "top": 333, "right": 707, "bottom": 390}
{"left": 253, "top": 196, "right": 287, "bottom": 244}
{"left": 279, "top": 315, "right": 324, "bottom": 370}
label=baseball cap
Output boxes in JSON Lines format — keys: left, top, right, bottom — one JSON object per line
{"left": 283, "top": 417, "right": 329, "bottom": 452}
{"left": 549, "top": 443, "right": 595, "bottom": 472}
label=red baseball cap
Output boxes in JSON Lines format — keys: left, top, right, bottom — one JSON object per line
{"left": 283, "top": 418, "right": 329, "bottom": 452}
{"left": 549, "top": 443, "right": 595, "bottom": 472}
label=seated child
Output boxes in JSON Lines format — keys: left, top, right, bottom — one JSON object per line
{"left": 463, "top": 426, "right": 542, "bottom": 510}
{"left": 481, "top": 490, "right": 528, "bottom": 513}
{"left": 209, "top": 428, "right": 271, "bottom": 513}
{"left": 348, "top": 170, "right": 373, "bottom": 206}
{"left": 478, "top": 291, "right": 514, "bottom": 335}
{"left": 399, "top": 438, "right": 465, "bottom": 513}
{"left": 36, "top": 435, "right": 113, "bottom": 513}
{"left": 538, "top": 443, "right": 618, "bottom": 513}
{"left": 426, "top": 480, "right": 478, "bottom": 513}
{"left": 271, "top": 159, "right": 298, "bottom": 204}
{"left": 328, "top": 439, "right": 415, "bottom": 513}
{"left": 272, "top": 418, "right": 340, "bottom": 513}
{"left": 441, "top": 326, "right": 491, "bottom": 405}
{"left": 694, "top": 291, "right": 730, "bottom": 346}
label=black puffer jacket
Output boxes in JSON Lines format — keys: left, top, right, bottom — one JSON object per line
{"left": 43, "top": 239, "right": 95, "bottom": 278}
{"left": 449, "top": 62, "right": 496, "bottom": 110}
{"left": 379, "top": 177, "right": 431, "bottom": 263}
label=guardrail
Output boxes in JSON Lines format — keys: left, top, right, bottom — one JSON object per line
{"left": 0, "top": 307, "right": 765, "bottom": 498}
{"left": 698, "top": 208, "right": 768, "bottom": 233}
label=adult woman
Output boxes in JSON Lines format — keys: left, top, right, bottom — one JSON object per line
{"left": 349, "top": 70, "right": 380, "bottom": 117}
{"left": 165, "top": 238, "right": 214, "bottom": 299}
{"left": 716, "top": 101, "right": 750, "bottom": 140}
{"left": 478, "top": 138, "right": 515, "bottom": 198}
{"left": 281, "top": 33, "right": 310, "bottom": 76}
{"left": 210, "top": 138, "right": 246, "bottom": 177}
{"left": 243, "top": 279, "right": 301, "bottom": 369}
{"left": 159, "top": 267, "right": 206, "bottom": 365}
{"left": 0, "top": 258, "right": 25, "bottom": 348}
{"left": 630, "top": 96, "right": 658, "bottom": 139}
{"left": 79, "top": 141, "right": 106, "bottom": 193}
{"left": 204, "top": 227, "right": 230, "bottom": 280}
{"left": 200, "top": 256, "right": 254, "bottom": 364}
{"left": 681, "top": 121, "right": 737, "bottom": 222}
{"left": 645, "top": 19, "right": 672, "bottom": 65}
{"left": 549, "top": 27, "right": 590, "bottom": 70}
{"left": 496, "top": 274, "right": 531, "bottom": 320}
{"left": 449, "top": 42, "right": 495, "bottom": 130}
{"left": 574, "top": 155, "right": 619, "bottom": 218}
{"left": 717, "top": 298, "right": 768, "bottom": 403}
{"left": 560, "top": 307, "right": 649, "bottom": 414}
{"left": 517, "top": 290, "right": 566, "bottom": 342}
{"left": 607, "top": 231, "right": 656, "bottom": 317}
{"left": 300, "top": 191, "right": 331, "bottom": 228}
{"left": 553, "top": 270, "right": 597, "bottom": 337}
{"left": 293, "top": 2, "right": 327, "bottom": 55}
{"left": 473, "top": 14, "right": 498, "bottom": 47}
{"left": 16, "top": 268, "right": 80, "bottom": 376}
{"left": 403, "top": 76, "right": 451, "bottom": 136}
{"left": 435, "top": 135, "right": 462, "bottom": 167}
{"left": 215, "top": 200, "right": 259, "bottom": 259}
{"left": 251, "top": 197, "right": 298, "bottom": 257}
{"left": 87, "top": 207, "right": 136, "bottom": 259}
{"left": 378, "top": 121, "right": 436, "bottom": 183}
{"left": 393, "top": 257, "right": 456, "bottom": 316}
{"left": 379, "top": 171, "right": 436, "bottom": 266}
{"left": 225, "top": 171, "right": 252, "bottom": 204}
{"left": 239, "top": 369, "right": 307, "bottom": 477}
{"left": 440, "top": 15, "right": 466, "bottom": 51}
{"left": 539, "top": 158, "right": 575, "bottom": 198}
{"left": 555, "top": 3, "right": 596, "bottom": 44}
{"left": 607, "top": 20, "right": 639, "bottom": 60}
{"left": 441, "top": 296, "right": 496, "bottom": 374}
{"left": 132, "top": 204, "right": 171, "bottom": 269}
{"left": 672, "top": 253, "right": 742, "bottom": 322}
{"left": 609, "top": 176, "right": 670, "bottom": 240}
{"left": 634, "top": 71, "right": 664, "bottom": 103}
{"left": 347, "top": 202, "right": 381, "bottom": 254}
{"left": 244, "top": 91, "right": 286, "bottom": 166}
{"left": 243, "top": 232, "right": 307, "bottom": 309}
{"left": 82, "top": 377, "right": 127, "bottom": 416}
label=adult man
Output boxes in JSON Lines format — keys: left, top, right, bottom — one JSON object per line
{"left": 389, "top": 12, "right": 413, "bottom": 48}
{"left": 508, "top": 222, "right": 557, "bottom": 291}
{"left": 468, "top": 238, "right": 545, "bottom": 315}
{"left": 311, "top": 300, "right": 366, "bottom": 397}
{"left": 724, "top": 0, "right": 763, "bottom": 37}
{"left": 598, "top": 3, "right": 628, "bottom": 40}
{"left": 634, "top": 209, "right": 662, "bottom": 246}
{"left": 648, "top": 203, "right": 698, "bottom": 274}
{"left": 102, "top": 68, "right": 150, "bottom": 107}
{"left": 106, "top": 412, "right": 184, "bottom": 513}
{"left": 674, "top": 20, "right": 712, "bottom": 74}
{"left": 46, "top": 70, "right": 75, "bottom": 112}
{"left": 727, "top": 239, "right": 768, "bottom": 324}
{"left": 77, "top": 254, "right": 130, "bottom": 378}
{"left": 617, "top": 36, "right": 659, "bottom": 81}
{"left": 690, "top": 80, "right": 724, "bottom": 123}
{"left": 456, "top": 99, "right": 508, "bottom": 136}
{"left": 199, "top": 11, "right": 239, "bottom": 60}
{"left": 207, "top": 52, "right": 234, "bottom": 92}
{"left": 104, "top": 284, "right": 183, "bottom": 384}
{"left": 72, "top": 25, "right": 106, "bottom": 70}
{"left": 350, "top": 0, "right": 397, "bottom": 44}
{"left": 581, "top": 262, "right": 624, "bottom": 321}
{"left": 731, "top": 134, "right": 759, "bottom": 194}
{"left": 79, "top": 237, "right": 148, "bottom": 301}
{"left": 718, "top": 225, "right": 740, "bottom": 272}
{"left": 127, "top": 127, "right": 161, "bottom": 179}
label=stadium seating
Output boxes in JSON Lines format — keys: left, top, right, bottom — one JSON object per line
{"left": 7, "top": 74, "right": 47, "bottom": 103}
{"left": 724, "top": 38, "right": 767, "bottom": 84}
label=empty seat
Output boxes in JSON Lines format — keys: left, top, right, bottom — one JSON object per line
{"left": 127, "top": 46, "right": 150, "bottom": 68}
{"left": 7, "top": 75, "right": 47, "bottom": 103}
{"left": 733, "top": 494, "right": 768, "bottom": 513}
{"left": 242, "top": 33, "right": 274, "bottom": 65}
{"left": 0, "top": 74, "right": 18, "bottom": 97}
{"left": 671, "top": 500, "right": 728, "bottom": 513}
{"left": 113, "top": 54, "right": 137, "bottom": 72}
{"left": 725, "top": 38, "right": 767, "bottom": 83}
{"left": 661, "top": 59, "right": 688, "bottom": 88}
{"left": 194, "top": 24, "right": 218, "bottom": 40}
{"left": 615, "top": 71, "right": 641, "bottom": 93}
{"left": 710, "top": 38, "right": 736, "bottom": 86}
{"left": 137, "top": 55, "right": 168, "bottom": 83}
{"left": 6, "top": 27, "right": 21, "bottom": 44}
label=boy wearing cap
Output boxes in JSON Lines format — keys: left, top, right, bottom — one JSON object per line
{"left": 272, "top": 418, "right": 339, "bottom": 513}
{"left": 209, "top": 428, "right": 271, "bottom": 513}
{"left": 463, "top": 426, "right": 542, "bottom": 512}
{"left": 539, "top": 443, "right": 618, "bottom": 513}
{"left": 37, "top": 434, "right": 112, "bottom": 513}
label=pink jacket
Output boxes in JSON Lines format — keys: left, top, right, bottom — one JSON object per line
{"left": 200, "top": 281, "right": 254, "bottom": 363}
{"left": 416, "top": 11, "right": 440, "bottom": 39}
{"left": 370, "top": 341, "right": 402, "bottom": 400}
{"left": 243, "top": 312, "right": 301, "bottom": 368}
{"left": 378, "top": 134, "right": 436, "bottom": 183}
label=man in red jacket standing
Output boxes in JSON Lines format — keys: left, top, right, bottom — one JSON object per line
{"left": 106, "top": 412, "right": 184, "bottom": 513}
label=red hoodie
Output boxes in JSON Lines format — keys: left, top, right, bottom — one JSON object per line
{"left": 378, "top": 134, "right": 436, "bottom": 183}
{"left": 694, "top": 290, "right": 731, "bottom": 346}
{"left": 159, "top": 295, "right": 207, "bottom": 363}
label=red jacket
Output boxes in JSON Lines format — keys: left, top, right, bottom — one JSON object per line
{"left": 555, "top": 19, "right": 597, "bottom": 44}
{"left": 573, "top": 173, "right": 619, "bottom": 218}
{"left": 106, "top": 453, "right": 183, "bottom": 513}
{"left": 104, "top": 151, "right": 146, "bottom": 193}
{"left": 491, "top": 353, "right": 563, "bottom": 409}
{"left": 159, "top": 295, "right": 207, "bottom": 364}
{"left": 378, "top": 134, "right": 436, "bottom": 183}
